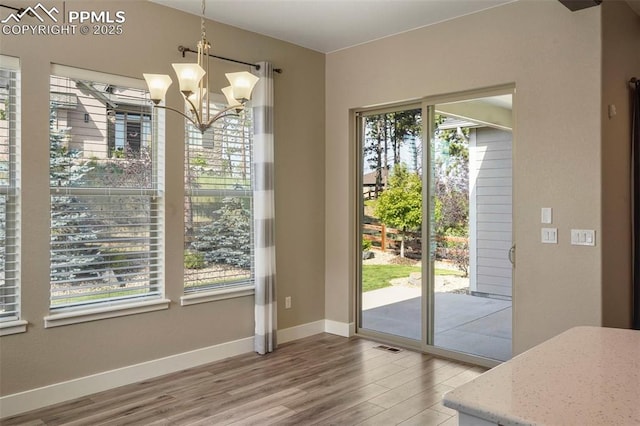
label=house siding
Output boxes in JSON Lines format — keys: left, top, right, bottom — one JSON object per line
{"left": 469, "top": 127, "right": 513, "bottom": 297}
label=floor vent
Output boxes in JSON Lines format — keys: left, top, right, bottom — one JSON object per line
{"left": 374, "top": 345, "right": 402, "bottom": 353}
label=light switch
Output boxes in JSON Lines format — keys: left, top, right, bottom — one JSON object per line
{"left": 541, "top": 208, "right": 552, "bottom": 224}
{"left": 541, "top": 227, "right": 558, "bottom": 244}
{"left": 571, "top": 229, "right": 596, "bottom": 246}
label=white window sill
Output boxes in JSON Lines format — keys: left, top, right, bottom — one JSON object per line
{"left": 44, "top": 298, "right": 171, "bottom": 328}
{"left": 181, "top": 285, "right": 255, "bottom": 306}
{"left": 0, "top": 319, "right": 28, "bottom": 336}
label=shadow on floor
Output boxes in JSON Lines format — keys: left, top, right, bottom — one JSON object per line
{"left": 362, "top": 292, "right": 512, "bottom": 361}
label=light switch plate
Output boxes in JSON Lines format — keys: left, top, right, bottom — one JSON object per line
{"left": 571, "top": 229, "right": 596, "bottom": 246}
{"left": 541, "top": 208, "right": 552, "bottom": 224}
{"left": 541, "top": 228, "right": 558, "bottom": 244}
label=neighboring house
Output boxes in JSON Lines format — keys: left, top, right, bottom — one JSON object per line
{"left": 468, "top": 126, "right": 513, "bottom": 298}
{"left": 50, "top": 76, "right": 152, "bottom": 159}
{"left": 362, "top": 168, "right": 386, "bottom": 200}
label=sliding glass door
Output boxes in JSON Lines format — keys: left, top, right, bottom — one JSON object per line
{"left": 357, "top": 88, "right": 514, "bottom": 363}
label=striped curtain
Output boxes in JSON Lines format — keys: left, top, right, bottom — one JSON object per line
{"left": 252, "top": 62, "right": 277, "bottom": 354}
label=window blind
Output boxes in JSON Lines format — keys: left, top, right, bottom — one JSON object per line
{"left": 49, "top": 70, "right": 163, "bottom": 309}
{"left": 184, "top": 101, "right": 254, "bottom": 292}
{"left": 0, "top": 56, "right": 20, "bottom": 321}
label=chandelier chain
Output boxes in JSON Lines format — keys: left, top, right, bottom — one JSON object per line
{"left": 201, "top": 0, "right": 206, "bottom": 41}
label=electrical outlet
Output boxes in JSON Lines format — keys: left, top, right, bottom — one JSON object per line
{"left": 285, "top": 296, "right": 291, "bottom": 309}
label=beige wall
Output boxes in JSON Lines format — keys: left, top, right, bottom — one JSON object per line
{"left": 0, "top": 1, "right": 325, "bottom": 396}
{"left": 325, "top": 0, "right": 604, "bottom": 354}
{"left": 601, "top": 1, "right": 640, "bottom": 328}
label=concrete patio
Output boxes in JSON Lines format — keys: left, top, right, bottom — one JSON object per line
{"left": 362, "top": 287, "right": 512, "bottom": 361}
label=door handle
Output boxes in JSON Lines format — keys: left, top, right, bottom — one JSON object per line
{"left": 508, "top": 244, "right": 516, "bottom": 267}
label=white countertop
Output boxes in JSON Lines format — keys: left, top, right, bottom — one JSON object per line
{"left": 443, "top": 326, "right": 640, "bottom": 425}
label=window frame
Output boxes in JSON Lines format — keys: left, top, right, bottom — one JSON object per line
{"left": 45, "top": 65, "right": 168, "bottom": 327}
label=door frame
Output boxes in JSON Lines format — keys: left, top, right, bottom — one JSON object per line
{"left": 354, "top": 84, "right": 516, "bottom": 368}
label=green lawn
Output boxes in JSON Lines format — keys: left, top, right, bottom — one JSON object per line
{"left": 435, "top": 267, "right": 465, "bottom": 277}
{"left": 362, "top": 264, "right": 464, "bottom": 292}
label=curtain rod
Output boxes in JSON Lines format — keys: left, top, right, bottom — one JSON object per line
{"left": 178, "top": 46, "right": 282, "bottom": 74}
{"left": 1, "top": 4, "right": 22, "bottom": 12}
{"left": 0, "top": 3, "right": 35, "bottom": 17}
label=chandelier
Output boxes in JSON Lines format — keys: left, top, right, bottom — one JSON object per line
{"left": 143, "top": 0, "right": 258, "bottom": 133}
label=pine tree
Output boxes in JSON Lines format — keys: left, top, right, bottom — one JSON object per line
{"left": 363, "top": 109, "right": 421, "bottom": 197}
{"left": 191, "top": 197, "right": 251, "bottom": 269}
{"left": 49, "top": 110, "right": 102, "bottom": 282}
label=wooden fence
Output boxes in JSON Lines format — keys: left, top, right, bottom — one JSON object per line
{"left": 362, "top": 223, "right": 467, "bottom": 254}
{"left": 363, "top": 223, "right": 396, "bottom": 251}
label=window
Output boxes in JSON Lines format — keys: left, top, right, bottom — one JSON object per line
{"left": 183, "top": 99, "right": 254, "bottom": 299}
{"left": 48, "top": 66, "right": 165, "bottom": 318}
{"left": 0, "top": 56, "right": 21, "bottom": 333}
{"left": 108, "top": 109, "right": 152, "bottom": 157}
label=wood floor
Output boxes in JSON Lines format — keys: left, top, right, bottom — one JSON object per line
{"left": 2, "top": 333, "right": 487, "bottom": 426}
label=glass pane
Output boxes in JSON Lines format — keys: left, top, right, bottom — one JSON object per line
{"left": 360, "top": 108, "right": 423, "bottom": 341}
{"left": 50, "top": 194, "right": 161, "bottom": 308}
{"left": 184, "top": 195, "right": 253, "bottom": 291}
{"left": 0, "top": 69, "right": 13, "bottom": 187}
{"left": 0, "top": 64, "right": 18, "bottom": 320}
{"left": 431, "top": 96, "right": 513, "bottom": 361}
{"left": 49, "top": 75, "right": 154, "bottom": 189}
{"left": 0, "top": 194, "right": 8, "bottom": 316}
{"left": 185, "top": 110, "right": 252, "bottom": 191}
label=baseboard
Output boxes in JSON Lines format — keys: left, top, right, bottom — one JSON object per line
{"left": 0, "top": 336, "right": 254, "bottom": 419}
{"left": 1, "top": 318, "right": 356, "bottom": 418}
{"left": 324, "top": 319, "right": 355, "bottom": 337}
{"left": 278, "top": 320, "right": 325, "bottom": 344}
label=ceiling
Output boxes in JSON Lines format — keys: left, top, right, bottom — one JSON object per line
{"left": 437, "top": 94, "right": 513, "bottom": 131}
{"left": 150, "top": 0, "right": 517, "bottom": 53}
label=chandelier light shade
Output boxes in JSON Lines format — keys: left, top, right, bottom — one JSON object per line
{"left": 143, "top": 0, "right": 258, "bottom": 133}
{"left": 225, "top": 72, "right": 259, "bottom": 103}
{"left": 143, "top": 74, "right": 173, "bottom": 105}
{"left": 171, "top": 63, "right": 206, "bottom": 95}
{"left": 187, "top": 88, "right": 207, "bottom": 109}
{"left": 221, "top": 86, "right": 243, "bottom": 110}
